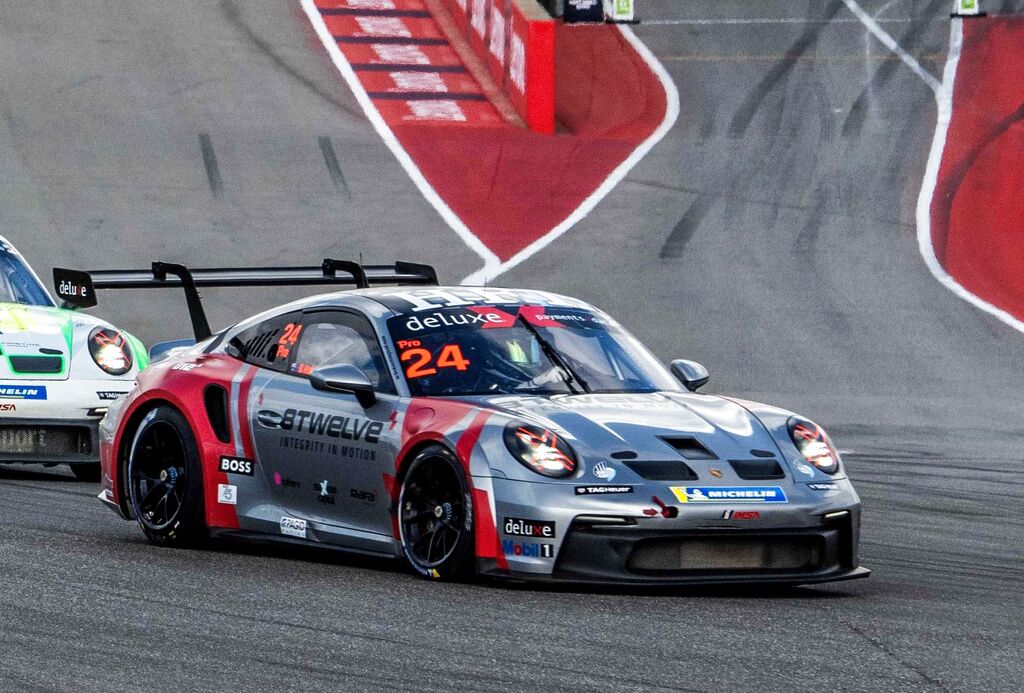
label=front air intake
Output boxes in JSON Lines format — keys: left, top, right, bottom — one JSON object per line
{"left": 204, "top": 385, "right": 232, "bottom": 444}
{"left": 729, "top": 458, "right": 786, "bottom": 480}
{"left": 659, "top": 436, "right": 717, "bottom": 460}
{"left": 9, "top": 355, "right": 63, "bottom": 374}
{"left": 624, "top": 460, "right": 699, "bottom": 481}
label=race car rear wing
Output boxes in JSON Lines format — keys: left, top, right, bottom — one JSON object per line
{"left": 52, "top": 259, "right": 438, "bottom": 341}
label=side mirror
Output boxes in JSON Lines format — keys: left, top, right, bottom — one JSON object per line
{"left": 670, "top": 359, "right": 709, "bottom": 392}
{"left": 309, "top": 364, "right": 376, "bottom": 408}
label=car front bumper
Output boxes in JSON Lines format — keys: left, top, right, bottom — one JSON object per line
{"left": 545, "top": 516, "right": 867, "bottom": 586}
{"left": 0, "top": 378, "right": 132, "bottom": 465}
{"left": 0, "top": 416, "right": 101, "bottom": 465}
{"left": 482, "top": 518, "right": 869, "bottom": 586}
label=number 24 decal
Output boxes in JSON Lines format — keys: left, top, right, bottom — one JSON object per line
{"left": 401, "top": 345, "right": 470, "bottom": 378}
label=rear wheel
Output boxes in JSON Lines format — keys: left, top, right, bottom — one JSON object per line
{"left": 398, "top": 445, "right": 475, "bottom": 580}
{"left": 126, "top": 406, "right": 206, "bottom": 547}
{"left": 69, "top": 462, "right": 101, "bottom": 482}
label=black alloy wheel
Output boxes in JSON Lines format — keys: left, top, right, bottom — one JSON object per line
{"left": 398, "top": 445, "right": 475, "bottom": 580}
{"left": 127, "top": 406, "right": 206, "bottom": 547}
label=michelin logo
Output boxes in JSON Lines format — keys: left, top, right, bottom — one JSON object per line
{"left": 0, "top": 385, "right": 47, "bottom": 400}
{"left": 670, "top": 486, "right": 788, "bottom": 504}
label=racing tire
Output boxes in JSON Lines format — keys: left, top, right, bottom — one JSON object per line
{"left": 69, "top": 462, "right": 101, "bottom": 483}
{"left": 126, "top": 406, "right": 207, "bottom": 547}
{"left": 398, "top": 445, "right": 475, "bottom": 581}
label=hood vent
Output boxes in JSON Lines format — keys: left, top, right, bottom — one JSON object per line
{"left": 659, "top": 436, "right": 717, "bottom": 460}
{"left": 624, "top": 460, "right": 699, "bottom": 481}
{"left": 730, "top": 459, "right": 785, "bottom": 480}
{"left": 9, "top": 355, "right": 63, "bottom": 374}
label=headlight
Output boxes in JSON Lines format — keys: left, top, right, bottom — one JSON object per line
{"left": 787, "top": 417, "right": 840, "bottom": 475}
{"left": 503, "top": 422, "right": 578, "bottom": 478}
{"left": 89, "top": 327, "right": 133, "bottom": 376}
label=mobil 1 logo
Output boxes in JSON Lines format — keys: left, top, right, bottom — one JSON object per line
{"left": 219, "top": 456, "right": 255, "bottom": 476}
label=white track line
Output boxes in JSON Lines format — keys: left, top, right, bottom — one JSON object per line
{"left": 841, "top": 0, "right": 941, "bottom": 92}
{"left": 914, "top": 20, "right": 1024, "bottom": 334}
{"left": 300, "top": 0, "right": 503, "bottom": 278}
{"left": 842, "top": 0, "right": 1024, "bottom": 334}
{"left": 462, "top": 25, "right": 680, "bottom": 284}
{"left": 645, "top": 17, "right": 931, "bottom": 26}
{"left": 301, "top": 0, "right": 677, "bottom": 287}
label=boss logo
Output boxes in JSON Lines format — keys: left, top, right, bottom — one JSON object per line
{"left": 218, "top": 456, "right": 254, "bottom": 476}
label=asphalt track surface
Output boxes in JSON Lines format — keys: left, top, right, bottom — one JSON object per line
{"left": 1, "top": 1, "right": 1023, "bottom": 690}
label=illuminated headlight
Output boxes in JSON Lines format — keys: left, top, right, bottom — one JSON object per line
{"left": 89, "top": 327, "right": 133, "bottom": 376}
{"left": 787, "top": 417, "right": 840, "bottom": 475}
{"left": 503, "top": 423, "right": 578, "bottom": 478}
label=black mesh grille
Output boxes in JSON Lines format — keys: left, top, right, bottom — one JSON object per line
{"left": 8, "top": 355, "right": 63, "bottom": 374}
{"left": 729, "top": 459, "right": 786, "bottom": 480}
{"left": 624, "top": 460, "right": 698, "bottom": 481}
{"left": 628, "top": 536, "right": 824, "bottom": 573}
{"left": 0, "top": 426, "right": 91, "bottom": 455}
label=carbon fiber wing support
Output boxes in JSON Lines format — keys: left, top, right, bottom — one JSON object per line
{"left": 53, "top": 259, "right": 438, "bottom": 341}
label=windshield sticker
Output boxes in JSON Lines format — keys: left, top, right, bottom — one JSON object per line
{"left": 378, "top": 287, "right": 590, "bottom": 314}
{"left": 398, "top": 340, "right": 471, "bottom": 380}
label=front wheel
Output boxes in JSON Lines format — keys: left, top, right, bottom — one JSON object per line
{"left": 126, "top": 406, "right": 206, "bottom": 547}
{"left": 398, "top": 445, "right": 475, "bottom": 580}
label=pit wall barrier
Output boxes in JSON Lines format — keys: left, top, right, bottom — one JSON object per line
{"left": 444, "top": 0, "right": 555, "bottom": 134}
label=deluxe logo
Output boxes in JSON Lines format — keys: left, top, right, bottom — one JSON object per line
{"left": 501, "top": 540, "right": 554, "bottom": 558}
{"left": 403, "top": 311, "right": 505, "bottom": 332}
{"left": 503, "top": 517, "right": 555, "bottom": 539}
{"left": 57, "top": 279, "right": 88, "bottom": 300}
{"left": 219, "top": 456, "right": 254, "bottom": 476}
{"left": 0, "top": 385, "right": 47, "bottom": 400}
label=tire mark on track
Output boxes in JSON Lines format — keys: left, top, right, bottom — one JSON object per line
{"left": 658, "top": 192, "right": 717, "bottom": 258}
{"left": 842, "top": 621, "right": 953, "bottom": 692}
{"left": 199, "top": 133, "right": 224, "bottom": 198}
{"left": 841, "top": 0, "right": 946, "bottom": 138}
{"left": 318, "top": 135, "right": 351, "bottom": 198}
{"left": 931, "top": 100, "right": 1024, "bottom": 260}
{"left": 219, "top": 0, "right": 364, "bottom": 121}
{"left": 727, "top": 0, "right": 844, "bottom": 138}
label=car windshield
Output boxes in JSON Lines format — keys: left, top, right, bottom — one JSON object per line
{"left": 0, "top": 245, "right": 53, "bottom": 307}
{"left": 386, "top": 305, "right": 681, "bottom": 396}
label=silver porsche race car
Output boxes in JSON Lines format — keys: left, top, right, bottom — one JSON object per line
{"left": 61, "top": 259, "right": 868, "bottom": 585}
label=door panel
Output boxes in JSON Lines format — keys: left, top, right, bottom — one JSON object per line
{"left": 249, "top": 309, "right": 400, "bottom": 538}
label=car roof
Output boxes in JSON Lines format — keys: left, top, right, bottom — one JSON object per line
{"left": 307, "top": 285, "right": 598, "bottom": 315}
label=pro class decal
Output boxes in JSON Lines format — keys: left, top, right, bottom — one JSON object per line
{"left": 218, "top": 456, "right": 255, "bottom": 476}
{"left": 670, "top": 486, "right": 788, "bottom": 504}
{"left": 0, "top": 385, "right": 47, "bottom": 400}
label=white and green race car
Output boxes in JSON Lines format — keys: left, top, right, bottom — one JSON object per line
{"left": 0, "top": 236, "right": 147, "bottom": 480}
